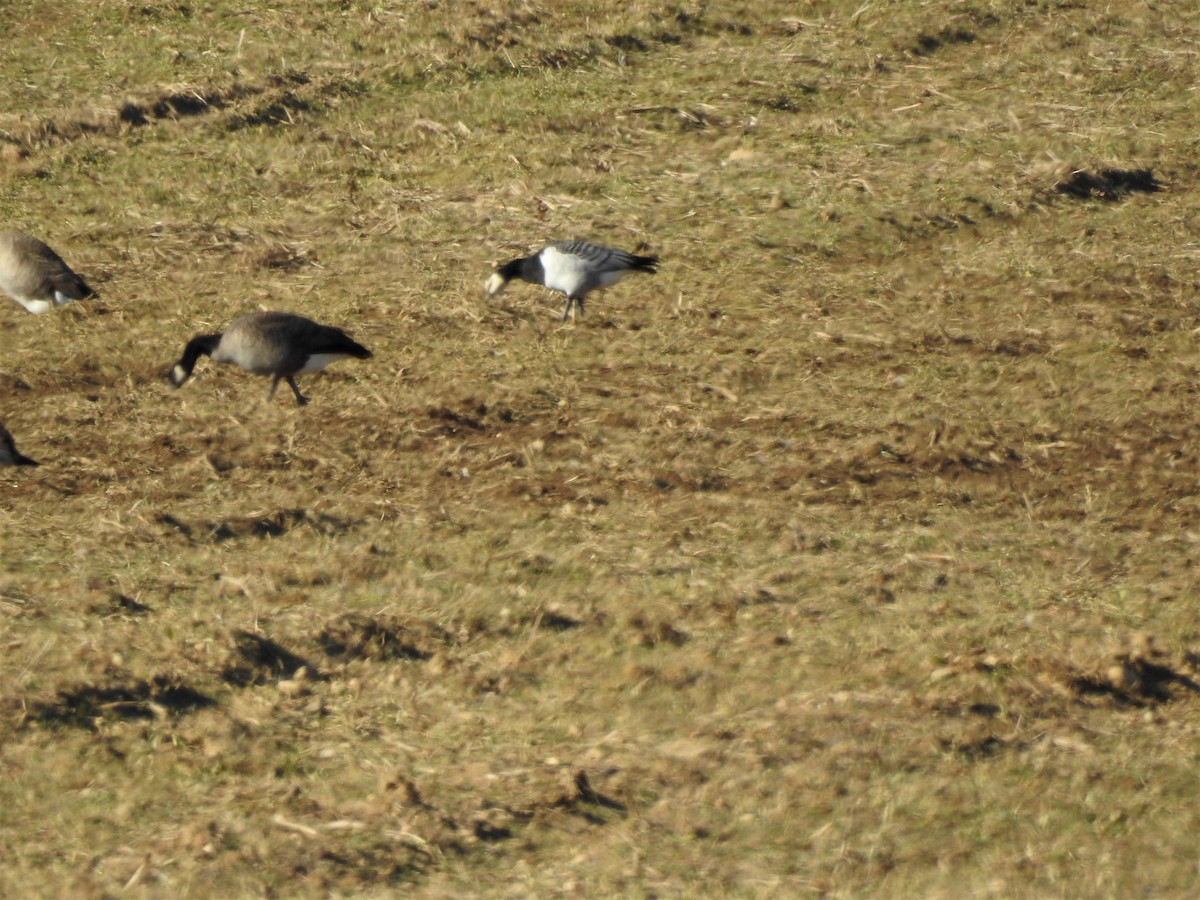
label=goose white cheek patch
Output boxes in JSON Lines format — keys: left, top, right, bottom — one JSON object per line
{"left": 484, "top": 273, "right": 507, "bottom": 297}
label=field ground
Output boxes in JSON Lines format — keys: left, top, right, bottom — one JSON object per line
{"left": 3, "top": 1, "right": 1200, "bottom": 896}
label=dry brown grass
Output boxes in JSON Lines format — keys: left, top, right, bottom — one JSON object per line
{"left": 4, "top": 0, "right": 1200, "bottom": 895}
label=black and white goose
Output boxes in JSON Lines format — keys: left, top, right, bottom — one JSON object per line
{"left": 0, "top": 230, "right": 96, "bottom": 314}
{"left": 485, "top": 239, "right": 659, "bottom": 321}
{"left": 169, "top": 310, "right": 372, "bottom": 406}
{"left": 0, "top": 423, "right": 37, "bottom": 467}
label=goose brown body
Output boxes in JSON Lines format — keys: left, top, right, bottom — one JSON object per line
{"left": 169, "top": 311, "right": 372, "bottom": 405}
{"left": 0, "top": 231, "right": 95, "bottom": 314}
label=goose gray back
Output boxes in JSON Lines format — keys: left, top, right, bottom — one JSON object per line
{"left": 485, "top": 239, "right": 659, "bottom": 321}
{"left": 0, "top": 231, "right": 95, "bottom": 314}
{"left": 0, "top": 423, "right": 37, "bottom": 466}
{"left": 169, "top": 310, "right": 372, "bottom": 406}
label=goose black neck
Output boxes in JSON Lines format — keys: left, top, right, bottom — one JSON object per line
{"left": 500, "top": 255, "right": 543, "bottom": 286}
{"left": 178, "top": 333, "right": 222, "bottom": 377}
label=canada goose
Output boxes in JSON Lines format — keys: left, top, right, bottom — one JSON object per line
{"left": 485, "top": 239, "right": 659, "bottom": 321}
{"left": 169, "top": 311, "right": 372, "bottom": 406}
{"left": 0, "top": 231, "right": 96, "bottom": 314}
{"left": 0, "top": 424, "right": 37, "bottom": 466}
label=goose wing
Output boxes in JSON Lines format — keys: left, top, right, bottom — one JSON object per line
{"left": 23, "top": 236, "right": 94, "bottom": 300}
{"left": 306, "top": 323, "right": 372, "bottom": 359}
{"left": 550, "top": 239, "right": 649, "bottom": 273}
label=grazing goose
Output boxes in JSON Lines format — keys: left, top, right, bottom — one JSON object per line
{"left": 169, "top": 310, "right": 372, "bottom": 406}
{"left": 0, "top": 424, "right": 37, "bottom": 466}
{"left": 485, "top": 239, "right": 659, "bottom": 321}
{"left": 0, "top": 231, "right": 96, "bottom": 314}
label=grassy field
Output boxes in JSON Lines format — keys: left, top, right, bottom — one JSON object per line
{"left": 3, "top": 0, "right": 1200, "bottom": 895}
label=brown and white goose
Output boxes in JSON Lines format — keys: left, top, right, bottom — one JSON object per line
{"left": 0, "top": 231, "right": 95, "bottom": 314}
{"left": 169, "top": 311, "right": 372, "bottom": 406}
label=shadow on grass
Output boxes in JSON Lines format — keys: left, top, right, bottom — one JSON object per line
{"left": 222, "top": 630, "right": 321, "bottom": 686}
{"left": 26, "top": 675, "right": 216, "bottom": 730}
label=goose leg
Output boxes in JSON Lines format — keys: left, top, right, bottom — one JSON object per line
{"left": 286, "top": 376, "right": 309, "bottom": 406}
